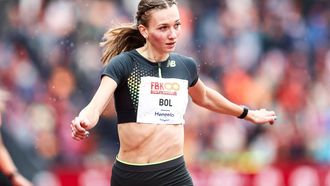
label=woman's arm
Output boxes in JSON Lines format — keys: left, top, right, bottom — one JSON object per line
{"left": 71, "top": 76, "right": 117, "bottom": 141}
{"left": 0, "top": 114, "right": 32, "bottom": 186}
{"left": 0, "top": 138, "right": 33, "bottom": 186}
{"left": 188, "top": 79, "right": 276, "bottom": 124}
{"left": 0, "top": 132, "right": 17, "bottom": 180}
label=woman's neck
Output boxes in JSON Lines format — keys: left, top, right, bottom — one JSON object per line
{"left": 137, "top": 45, "right": 169, "bottom": 63}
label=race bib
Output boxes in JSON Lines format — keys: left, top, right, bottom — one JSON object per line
{"left": 137, "top": 77, "right": 188, "bottom": 124}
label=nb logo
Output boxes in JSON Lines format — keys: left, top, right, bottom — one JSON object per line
{"left": 167, "top": 60, "right": 176, "bottom": 67}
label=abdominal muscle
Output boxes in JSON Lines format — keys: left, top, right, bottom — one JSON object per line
{"left": 117, "top": 122, "right": 184, "bottom": 164}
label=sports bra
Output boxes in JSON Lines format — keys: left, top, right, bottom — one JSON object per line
{"left": 101, "top": 49, "right": 199, "bottom": 124}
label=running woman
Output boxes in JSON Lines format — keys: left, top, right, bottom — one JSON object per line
{"left": 71, "top": 0, "right": 277, "bottom": 185}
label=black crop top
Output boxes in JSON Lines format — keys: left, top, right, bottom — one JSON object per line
{"left": 101, "top": 49, "right": 199, "bottom": 124}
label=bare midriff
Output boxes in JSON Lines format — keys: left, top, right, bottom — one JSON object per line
{"left": 117, "top": 122, "right": 184, "bottom": 164}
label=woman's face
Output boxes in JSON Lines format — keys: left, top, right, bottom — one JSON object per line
{"left": 143, "top": 5, "right": 181, "bottom": 54}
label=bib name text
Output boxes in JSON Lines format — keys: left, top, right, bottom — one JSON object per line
{"left": 159, "top": 98, "right": 172, "bottom": 107}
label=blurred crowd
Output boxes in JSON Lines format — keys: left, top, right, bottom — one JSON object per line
{"left": 0, "top": 0, "right": 329, "bottom": 185}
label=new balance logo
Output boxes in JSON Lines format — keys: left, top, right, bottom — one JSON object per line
{"left": 167, "top": 60, "right": 176, "bottom": 67}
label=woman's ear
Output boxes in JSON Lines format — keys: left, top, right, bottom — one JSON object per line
{"left": 138, "top": 24, "right": 148, "bottom": 39}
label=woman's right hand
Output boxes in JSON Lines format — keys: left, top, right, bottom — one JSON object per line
{"left": 71, "top": 116, "right": 91, "bottom": 141}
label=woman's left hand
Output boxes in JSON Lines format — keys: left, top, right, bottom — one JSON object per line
{"left": 246, "top": 108, "right": 277, "bottom": 125}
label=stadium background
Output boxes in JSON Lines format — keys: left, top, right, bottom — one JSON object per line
{"left": 0, "top": 0, "right": 329, "bottom": 185}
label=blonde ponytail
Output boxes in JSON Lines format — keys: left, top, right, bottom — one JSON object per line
{"left": 100, "top": 24, "right": 146, "bottom": 65}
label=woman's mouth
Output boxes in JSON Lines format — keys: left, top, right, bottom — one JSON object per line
{"left": 166, "top": 42, "right": 176, "bottom": 48}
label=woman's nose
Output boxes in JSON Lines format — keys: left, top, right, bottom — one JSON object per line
{"left": 168, "top": 28, "right": 178, "bottom": 39}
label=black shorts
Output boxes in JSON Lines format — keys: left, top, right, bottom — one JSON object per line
{"left": 111, "top": 155, "right": 194, "bottom": 186}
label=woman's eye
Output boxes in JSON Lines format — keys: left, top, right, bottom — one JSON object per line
{"left": 174, "top": 23, "right": 181, "bottom": 29}
{"left": 159, "top": 26, "right": 167, "bottom": 31}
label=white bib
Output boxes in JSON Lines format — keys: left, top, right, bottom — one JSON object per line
{"left": 137, "top": 76, "right": 188, "bottom": 124}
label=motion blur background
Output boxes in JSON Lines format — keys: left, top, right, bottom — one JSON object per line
{"left": 0, "top": 0, "right": 329, "bottom": 185}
